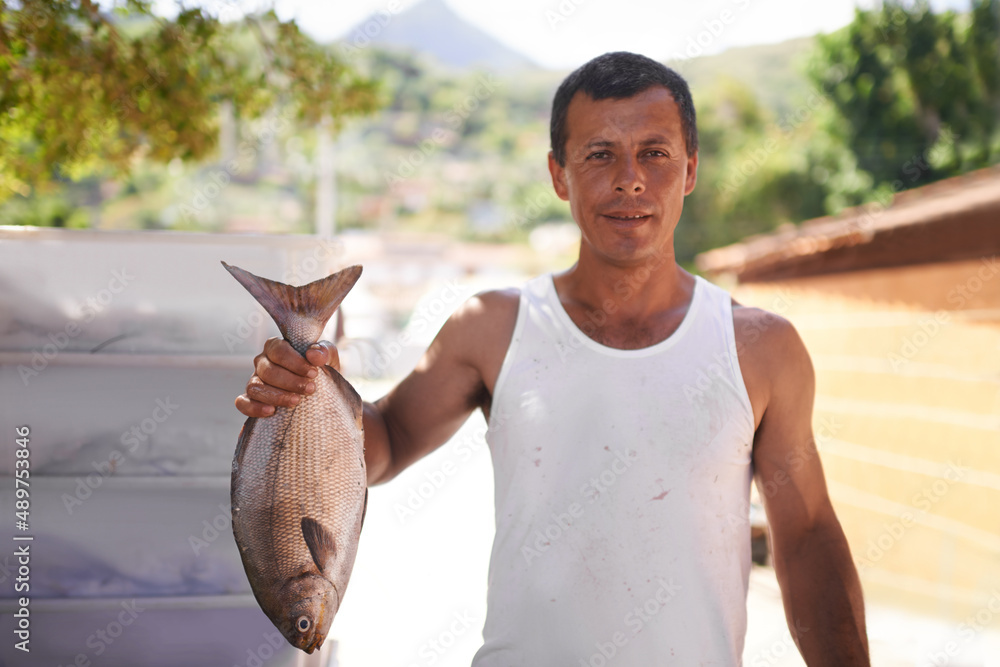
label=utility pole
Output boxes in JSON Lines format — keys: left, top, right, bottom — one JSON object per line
{"left": 315, "top": 115, "right": 336, "bottom": 238}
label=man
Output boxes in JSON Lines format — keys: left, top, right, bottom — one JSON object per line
{"left": 236, "top": 52, "right": 869, "bottom": 665}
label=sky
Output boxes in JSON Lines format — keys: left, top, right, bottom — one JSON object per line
{"left": 167, "top": 0, "right": 973, "bottom": 70}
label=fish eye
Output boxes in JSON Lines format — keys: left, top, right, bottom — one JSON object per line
{"left": 297, "top": 616, "right": 311, "bottom": 633}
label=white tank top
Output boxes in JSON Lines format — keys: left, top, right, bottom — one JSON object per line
{"left": 472, "top": 273, "right": 755, "bottom": 666}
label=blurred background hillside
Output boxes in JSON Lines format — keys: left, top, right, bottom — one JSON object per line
{"left": 4, "top": 0, "right": 998, "bottom": 268}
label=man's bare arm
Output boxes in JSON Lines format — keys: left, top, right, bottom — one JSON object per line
{"left": 235, "top": 289, "right": 519, "bottom": 485}
{"left": 750, "top": 315, "right": 869, "bottom": 666}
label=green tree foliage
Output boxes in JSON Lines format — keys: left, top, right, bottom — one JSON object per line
{"left": 675, "top": 77, "right": 841, "bottom": 263}
{"left": 809, "top": 0, "right": 1000, "bottom": 191}
{"left": 0, "top": 0, "right": 379, "bottom": 202}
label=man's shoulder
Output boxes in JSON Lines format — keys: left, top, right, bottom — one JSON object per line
{"left": 730, "top": 299, "right": 814, "bottom": 398}
{"left": 429, "top": 287, "right": 522, "bottom": 393}
{"left": 453, "top": 287, "right": 520, "bottom": 327}
{"left": 435, "top": 287, "right": 521, "bottom": 356}
{"left": 730, "top": 299, "right": 799, "bottom": 349}
{"left": 472, "top": 286, "right": 521, "bottom": 311}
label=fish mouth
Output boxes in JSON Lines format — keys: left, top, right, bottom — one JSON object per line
{"left": 301, "top": 606, "right": 326, "bottom": 654}
{"left": 303, "top": 633, "right": 324, "bottom": 654}
{"left": 300, "top": 585, "right": 339, "bottom": 654}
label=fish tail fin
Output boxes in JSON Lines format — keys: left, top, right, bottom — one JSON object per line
{"left": 222, "top": 262, "right": 362, "bottom": 352}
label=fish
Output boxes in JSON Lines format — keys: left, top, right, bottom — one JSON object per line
{"left": 222, "top": 261, "right": 367, "bottom": 654}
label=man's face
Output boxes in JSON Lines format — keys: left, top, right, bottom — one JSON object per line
{"left": 548, "top": 86, "right": 698, "bottom": 268}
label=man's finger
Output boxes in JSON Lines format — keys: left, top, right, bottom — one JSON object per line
{"left": 305, "top": 340, "right": 340, "bottom": 371}
{"left": 262, "top": 337, "right": 316, "bottom": 377}
{"left": 256, "top": 360, "right": 317, "bottom": 395}
{"left": 235, "top": 393, "right": 276, "bottom": 418}
{"left": 246, "top": 380, "right": 303, "bottom": 408}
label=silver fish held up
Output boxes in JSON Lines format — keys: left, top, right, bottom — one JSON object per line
{"left": 222, "top": 262, "right": 367, "bottom": 654}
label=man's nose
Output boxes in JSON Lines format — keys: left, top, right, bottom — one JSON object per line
{"left": 614, "top": 156, "right": 644, "bottom": 194}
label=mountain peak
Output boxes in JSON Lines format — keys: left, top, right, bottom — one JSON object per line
{"left": 347, "top": 0, "right": 535, "bottom": 72}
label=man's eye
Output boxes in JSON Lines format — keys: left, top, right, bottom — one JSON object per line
{"left": 646, "top": 150, "right": 667, "bottom": 158}
{"left": 587, "top": 151, "right": 610, "bottom": 160}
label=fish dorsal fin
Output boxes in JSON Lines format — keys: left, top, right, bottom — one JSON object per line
{"left": 301, "top": 517, "right": 337, "bottom": 575}
{"left": 222, "top": 262, "right": 362, "bottom": 354}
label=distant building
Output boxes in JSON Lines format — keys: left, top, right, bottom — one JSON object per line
{"left": 697, "top": 166, "right": 1000, "bottom": 621}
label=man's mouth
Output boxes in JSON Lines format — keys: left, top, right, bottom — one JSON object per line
{"left": 604, "top": 212, "right": 652, "bottom": 222}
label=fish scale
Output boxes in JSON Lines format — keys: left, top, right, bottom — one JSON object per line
{"left": 222, "top": 262, "right": 366, "bottom": 654}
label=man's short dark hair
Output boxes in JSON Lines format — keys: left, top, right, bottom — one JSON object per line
{"left": 550, "top": 51, "right": 698, "bottom": 166}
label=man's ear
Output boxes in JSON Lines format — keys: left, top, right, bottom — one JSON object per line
{"left": 548, "top": 151, "right": 570, "bottom": 201}
{"left": 684, "top": 150, "right": 698, "bottom": 196}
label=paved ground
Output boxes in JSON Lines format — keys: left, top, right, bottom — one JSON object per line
{"left": 744, "top": 564, "right": 1000, "bottom": 667}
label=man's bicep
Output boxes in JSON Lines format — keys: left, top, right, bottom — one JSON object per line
{"left": 377, "top": 342, "right": 483, "bottom": 477}
{"left": 752, "top": 318, "right": 836, "bottom": 540}
{"left": 372, "top": 289, "right": 517, "bottom": 481}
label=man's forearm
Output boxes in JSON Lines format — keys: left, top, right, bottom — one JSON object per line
{"left": 361, "top": 400, "right": 394, "bottom": 485}
{"left": 773, "top": 522, "right": 870, "bottom": 666}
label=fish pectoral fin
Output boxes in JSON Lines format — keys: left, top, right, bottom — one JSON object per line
{"left": 301, "top": 517, "right": 337, "bottom": 574}
{"left": 360, "top": 488, "right": 369, "bottom": 531}
{"left": 233, "top": 418, "right": 256, "bottom": 474}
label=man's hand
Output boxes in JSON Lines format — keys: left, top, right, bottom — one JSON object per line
{"left": 235, "top": 338, "right": 340, "bottom": 418}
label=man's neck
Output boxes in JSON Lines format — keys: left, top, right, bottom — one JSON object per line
{"left": 557, "top": 246, "right": 688, "bottom": 316}
{"left": 551, "top": 245, "right": 696, "bottom": 349}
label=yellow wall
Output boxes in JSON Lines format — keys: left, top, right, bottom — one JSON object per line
{"left": 728, "top": 256, "right": 1000, "bottom": 621}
